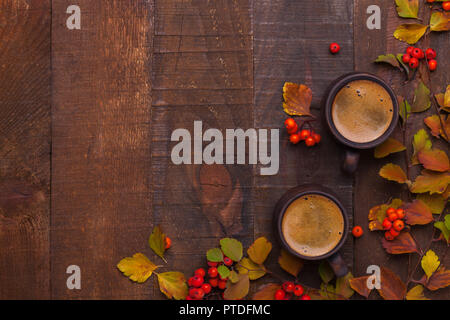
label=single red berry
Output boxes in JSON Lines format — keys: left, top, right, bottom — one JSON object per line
{"left": 282, "top": 281, "right": 295, "bottom": 293}
{"left": 195, "top": 268, "right": 206, "bottom": 277}
{"left": 223, "top": 256, "right": 233, "bottom": 266}
{"left": 201, "top": 283, "right": 212, "bottom": 294}
{"left": 207, "top": 261, "right": 218, "bottom": 267}
{"left": 274, "top": 289, "right": 286, "bottom": 300}
{"left": 385, "top": 231, "right": 395, "bottom": 241}
{"left": 388, "top": 212, "right": 398, "bottom": 222}
{"left": 412, "top": 48, "right": 424, "bottom": 59}
{"left": 382, "top": 218, "right": 392, "bottom": 230}
{"left": 312, "top": 133, "right": 321, "bottom": 143}
{"left": 406, "top": 46, "right": 415, "bottom": 55}
{"left": 389, "top": 227, "right": 400, "bottom": 238}
{"left": 293, "top": 285, "right": 304, "bottom": 296}
{"left": 300, "top": 294, "right": 311, "bottom": 300}
{"left": 396, "top": 208, "right": 405, "bottom": 220}
{"left": 393, "top": 220, "right": 405, "bottom": 232}
{"left": 208, "top": 267, "right": 218, "bottom": 278}
{"left": 287, "top": 123, "right": 299, "bottom": 134}
{"left": 191, "top": 275, "right": 204, "bottom": 287}
{"left": 289, "top": 133, "right": 301, "bottom": 145}
{"left": 402, "top": 54, "right": 411, "bottom": 64}
{"left": 209, "top": 278, "right": 218, "bottom": 287}
{"left": 443, "top": 1, "right": 450, "bottom": 11}
{"left": 164, "top": 237, "right": 171, "bottom": 249}
{"left": 299, "top": 129, "right": 311, "bottom": 140}
{"left": 189, "top": 288, "right": 204, "bottom": 299}
{"left": 305, "top": 136, "right": 316, "bottom": 147}
{"left": 425, "top": 48, "right": 436, "bottom": 60}
{"left": 329, "top": 42, "right": 340, "bottom": 54}
{"left": 284, "top": 118, "right": 296, "bottom": 130}
{"left": 428, "top": 59, "right": 437, "bottom": 71}
{"left": 218, "top": 280, "right": 227, "bottom": 290}
{"left": 352, "top": 226, "right": 363, "bottom": 238}
{"left": 386, "top": 207, "right": 396, "bottom": 215}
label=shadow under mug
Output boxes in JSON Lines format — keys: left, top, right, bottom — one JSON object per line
{"left": 323, "top": 72, "right": 399, "bottom": 174}
{"left": 273, "top": 184, "right": 349, "bottom": 277}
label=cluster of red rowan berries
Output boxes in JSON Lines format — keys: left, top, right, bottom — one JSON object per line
{"left": 402, "top": 46, "right": 438, "bottom": 71}
{"left": 285, "top": 118, "right": 321, "bottom": 147}
{"left": 382, "top": 207, "right": 406, "bottom": 241}
{"left": 186, "top": 257, "right": 233, "bottom": 300}
{"left": 426, "top": 0, "right": 450, "bottom": 11}
{"left": 274, "top": 281, "right": 311, "bottom": 300}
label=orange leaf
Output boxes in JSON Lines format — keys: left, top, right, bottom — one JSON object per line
{"left": 278, "top": 249, "right": 304, "bottom": 277}
{"left": 282, "top": 82, "right": 312, "bottom": 116}
{"left": 349, "top": 276, "right": 372, "bottom": 299}
{"left": 424, "top": 266, "right": 450, "bottom": 291}
{"left": 410, "top": 170, "right": 450, "bottom": 194}
{"left": 252, "top": 283, "right": 280, "bottom": 300}
{"left": 377, "top": 267, "right": 407, "bottom": 300}
{"left": 424, "top": 115, "right": 441, "bottom": 138}
{"left": 374, "top": 138, "right": 406, "bottom": 158}
{"left": 404, "top": 200, "right": 434, "bottom": 225}
{"left": 435, "top": 93, "right": 445, "bottom": 108}
{"left": 382, "top": 232, "right": 419, "bottom": 254}
{"left": 379, "top": 163, "right": 408, "bottom": 184}
{"left": 417, "top": 149, "right": 450, "bottom": 172}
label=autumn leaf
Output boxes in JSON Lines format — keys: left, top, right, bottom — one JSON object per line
{"left": 224, "top": 274, "right": 250, "bottom": 300}
{"left": 349, "top": 276, "right": 372, "bottom": 299}
{"left": 149, "top": 225, "right": 166, "bottom": 262}
{"left": 417, "top": 193, "right": 446, "bottom": 214}
{"left": 206, "top": 247, "right": 224, "bottom": 262}
{"left": 220, "top": 238, "right": 243, "bottom": 262}
{"left": 236, "top": 257, "right": 266, "bottom": 280}
{"left": 157, "top": 271, "right": 188, "bottom": 300}
{"left": 424, "top": 266, "right": 450, "bottom": 291}
{"left": 218, "top": 265, "right": 231, "bottom": 279}
{"left": 430, "top": 11, "right": 450, "bottom": 32}
{"left": 377, "top": 267, "right": 407, "bottom": 300}
{"left": 417, "top": 148, "right": 450, "bottom": 172}
{"left": 445, "top": 85, "right": 450, "bottom": 108}
{"left": 412, "top": 129, "right": 432, "bottom": 165}
{"left": 335, "top": 272, "right": 354, "bottom": 299}
{"left": 421, "top": 250, "right": 440, "bottom": 279}
{"left": 379, "top": 163, "right": 409, "bottom": 184}
{"left": 247, "top": 237, "right": 272, "bottom": 265}
{"left": 398, "top": 97, "right": 411, "bottom": 122}
{"left": 410, "top": 170, "right": 450, "bottom": 194}
{"left": 393, "top": 23, "right": 428, "bottom": 44}
{"left": 406, "top": 285, "right": 429, "bottom": 300}
{"left": 252, "top": 283, "right": 280, "bottom": 300}
{"left": 403, "top": 199, "right": 434, "bottom": 225}
{"left": 382, "top": 232, "right": 419, "bottom": 254}
{"left": 435, "top": 93, "right": 445, "bottom": 108}
{"left": 374, "top": 138, "right": 406, "bottom": 158}
{"left": 375, "top": 54, "right": 401, "bottom": 69}
{"left": 395, "top": 0, "right": 418, "bottom": 18}
{"left": 278, "top": 249, "right": 303, "bottom": 277}
{"left": 424, "top": 115, "right": 442, "bottom": 138}
{"left": 117, "top": 253, "right": 159, "bottom": 283}
{"left": 434, "top": 221, "right": 449, "bottom": 242}
{"left": 411, "top": 81, "right": 431, "bottom": 113}
{"left": 229, "top": 270, "right": 239, "bottom": 283}
{"left": 319, "top": 261, "right": 335, "bottom": 284}
{"left": 282, "top": 82, "right": 312, "bottom": 116}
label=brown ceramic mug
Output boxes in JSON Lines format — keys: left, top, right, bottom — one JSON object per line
{"left": 273, "top": 184, "right": 349, "bottom": 277}
{"left": 323, "top": 72, "right": 399, "bottom": 174}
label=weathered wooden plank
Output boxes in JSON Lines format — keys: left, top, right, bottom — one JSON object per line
{"left": 353, "top": 1, "right": 449, "bottom": 299}
{"left": 51, "top": 1, "right": 153, "bottom": 299}
{"left": 253, "top": 0, "right": 354, "bottom": 289}
{"left": 0, "top": 0, "right": 51, "bottom": 299}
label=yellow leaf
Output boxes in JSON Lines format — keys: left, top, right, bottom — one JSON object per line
{"left": 374, "top": 138, "right": 406, "bottom": 158}
{"left": 430, "top": 12, "right": 450, "bottom": 32}
{"left": 421, "top": 250, "right": 440, "bottom": 279}
{"left": 412, "top": 129, "right": 432, "bottom": 165}
{"left": 157, "top": 271, "right": 188, "bottom": 300}
{"left": 395, "top": 0, "right": 418, "bottom": 19}
{"left": 410, "top": 170, "right": 450, "bottom": 195}
{"left": 236, "top": 257, "right": 266, "bottom": 280}
{"left": 282, "top": 82, "right": 312, "bottom": 116}
{"left": 406, "top": 285, "right": 430, "bottom": 300}
{"left": 393, "top": 24, "right": 428, "bottom": 44}
{"left": 117, "top": 253, "right": 158, "bottom": 283}
{"left": 278, "top": 249, "right": 303, "bottom": 277}
{"left": 379, "top": 163, "right": 408, "bottom": 184}
{"left": 247, "top": 237, "right": 272, "bottom": 265}
{"left": 445, "top": 85, "right": 450, "bottom": 108}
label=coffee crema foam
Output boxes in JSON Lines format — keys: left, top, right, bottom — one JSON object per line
{"left": 281, "top": 194, "right": 344, "bottom": 257}
{"left": 331, "top": 80, "right": 394, "bottom": 144}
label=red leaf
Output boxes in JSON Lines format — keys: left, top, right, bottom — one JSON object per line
{"left": 382, "top": 232, "right": 419, "bottom": 254}
{"left": 403, "top": 200, "right": 434, "bottom": 225}
{"left": 378, "top": 267, "right": 407, "bottom": 300}
{"left": 424, "top": 266, "right": 450, "bottom": 291}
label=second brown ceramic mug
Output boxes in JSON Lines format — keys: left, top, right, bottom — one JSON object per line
{"left": 323, "top": 72, "right": 399, "bottom": 174}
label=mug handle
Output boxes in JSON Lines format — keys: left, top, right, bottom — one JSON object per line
{"left": 327, "top": 252, "right": 349, "bottom": 278}
{"left": 342, "top": 149, "right": 360, "bottom": 174}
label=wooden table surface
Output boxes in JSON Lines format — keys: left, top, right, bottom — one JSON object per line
{"left": 0, "top": 0, "right": 448, "bottom": 299}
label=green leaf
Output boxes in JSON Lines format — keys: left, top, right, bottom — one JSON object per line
{"left": 224, "top": 274, "right": 250, "bottom": 300}
{"left": 218, "top": 265, "right": 231, "bottom": 279}
{"left": 434, "top": 221, "right": 450, "bottom": 242}
{"left": 206, "top": 248, "right": 224, "bottom": 262}
{"left": 149, "top": 226, "right": 166, "bottom": 262}
{"left": 375, "top": 54, "right": 401, "bottom": 69}
{"left": 445, "top": 215, "right": 450, "bottom": 230}
{"left": 220, "top": 238, "right": 243, "bottom": 262}
{"left": 395, "top": 0, "right": 419, "bottom": 19}
{"left": 318, "top": 261, "right": 334, "bottom": 284}
{"left": 411, "top": 81, "right": 431, "bottom": 113}
{"left": 399, "top": 97, "right": 411, "bottom": 123}
{"left": 157, "top": 272, "right": 188, "bottom": 300}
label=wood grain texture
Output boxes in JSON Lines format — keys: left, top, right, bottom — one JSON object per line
{"left": 0, "top": 0, "right": 51, "bottom": 299}
{"left": 51, "top": 0, "right": 153, "bottom": 299}
{"left": 253, "top": 0, "right": 354, "bottom": 289}
{"left": 353, "top": 0, "right": 449, "bottom": 299}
